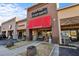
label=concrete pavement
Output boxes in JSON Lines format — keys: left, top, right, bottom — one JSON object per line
{"left": 0, "top": 41, "right": 58, "bottom": 56}
{"left": 0, "top": 41, "right": 41, "bottom": 56}
{"left": 0, "top": 46, "right": 14, "bottom": 56}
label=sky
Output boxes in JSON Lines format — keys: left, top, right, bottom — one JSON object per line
{"left": 0, "top": 3, "right": 75, "bottom": 25}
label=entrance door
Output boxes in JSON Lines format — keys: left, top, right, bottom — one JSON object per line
{"left": 18, "top": 32, "right": 22, "bottom": 39}
{"left": 37, "top": 30, "right": 43, "bottom": 41}
{"left": 32, "top": 30, "right": 37, "bottom": 41}
{"left": 2, "top": 31, "right": 6, "bottom": 39}
{"left": 61, "top": 31, "right": 70, "bottom": 44}
{"left": 8, "top": 30, "right": 13, "bottom": 39}
{"left": 42, "top": 30, "right": 52, "bottom": 42}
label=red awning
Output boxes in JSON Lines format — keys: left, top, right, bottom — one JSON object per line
{"left": 27, "top": 15, "right": 51, "bottom": 29}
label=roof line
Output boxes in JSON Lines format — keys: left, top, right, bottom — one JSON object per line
{"left": 58, "top": 4, "right": 79, "bottom": 11}
{"left": 1, "top": 17, "right": 16, "bottom": 25}
{"left": 16, "top": 18, "right": 27, "bottom": 23}
{"left": 25, "top": 3, "right": 38, "bottom": 10}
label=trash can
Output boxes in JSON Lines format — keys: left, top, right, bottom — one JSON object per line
{"left": 26, "top": 46, "right": 37, "bottom": 56}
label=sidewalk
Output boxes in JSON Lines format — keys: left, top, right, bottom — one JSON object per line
{"left": 10, "top": 41, "right": 41, "bottom": 56}
{"left": 0, "top": 46, "right": 13, "bottom": 56}
{"left": 0, "top": 41, "right": 56, "bottom": 56}
{"left": 0, "top": 41, "right": 40, "bottom": 56}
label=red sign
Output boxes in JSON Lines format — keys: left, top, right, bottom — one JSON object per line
{"left": 27, "top": 15, "right": 51, "bottom": 29}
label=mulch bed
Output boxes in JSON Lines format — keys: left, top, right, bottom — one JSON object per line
{"left": 18, "top": 42, "right": 53, "bottom": 56}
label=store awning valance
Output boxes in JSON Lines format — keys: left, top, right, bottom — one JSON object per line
{"left": 27, "top": 15, "right": 51, "bottom": 29}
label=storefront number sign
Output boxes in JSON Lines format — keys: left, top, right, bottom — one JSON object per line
{"left": 32, "top": 8, "right": 48, "bottom": 18}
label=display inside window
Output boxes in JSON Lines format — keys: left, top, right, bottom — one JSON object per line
{"left": 71, "top": 31, "right": 77, "bottom": 36}
{"left": 70, "top": 30, "right": 77, "bottom": 39}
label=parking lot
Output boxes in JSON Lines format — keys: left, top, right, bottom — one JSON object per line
{"left": 59, "top": 46, "right": 79, "bottom": 56}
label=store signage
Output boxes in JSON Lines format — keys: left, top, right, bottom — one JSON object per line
{"left": 18, "top": 24, "right": 25, "bottom": 27}
{"left": 32, "top": 8, "right": 48, "bottom": 18}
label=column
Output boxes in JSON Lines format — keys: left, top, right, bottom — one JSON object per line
{"left": 6, "top": 30, "right": 8, "bottom": 38}
{"left": 13, "top": 24, "right": 18, "bottom": 40}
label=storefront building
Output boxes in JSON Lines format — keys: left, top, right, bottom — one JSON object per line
{"left": 26, "top": 3, "right": 61, "bottom": 44}
{"left": 58, "top": 4, "right": 79, "bottom": 44}
{"left": 16, "top": 18, "right": 27, "bottom": 40}
{"left": 1, "top": 17, "right": 18, "bottom": 39}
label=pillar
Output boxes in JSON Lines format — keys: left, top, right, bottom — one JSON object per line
{"left": 13, "top": 24, "right": 18, "bottom": 40}
{"left": 51, "top": 4, "right": 61, "bottom": 44}
{"left": 26, "top": 29, "right": 32, "bottom": 41}
{"left": 6, "top": 30, "right": 8, "bottom": 38}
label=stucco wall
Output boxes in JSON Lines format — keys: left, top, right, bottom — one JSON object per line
{"left": 16, "top": 20, "right": 27, "bottom": 30}
{"left": 27, "top": 3, "right": 57, "bottom": 20}
{"left": 58, "top": 5, "right": 79, "bottom": 19}
{"left": 1, "top": 18, "right": 16, "bottom": 31}
{"left": 1, "top": 17, "right": 17, "bottom": 39}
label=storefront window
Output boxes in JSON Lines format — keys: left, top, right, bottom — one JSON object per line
{"left": 70, "top": 30, "right": 77, "bottom": 40}
{"left": 61, "top": 31, "right": 70, "bottom": 39}
{"left": 61, "top": 30, "right": 78, "bottom": 44}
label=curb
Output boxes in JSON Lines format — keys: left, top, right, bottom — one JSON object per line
{"left": 49, "top": 44, "right": 59, "bottom": 56}
{"left": 49, "top": 46, "right": 55, "bottom": 56}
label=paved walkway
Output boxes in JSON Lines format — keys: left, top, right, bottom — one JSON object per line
{"left": 0, "top": 46, "right": 14, "bottom": 56}
{"left": 0, "top": 41, "right": 41, "bottom": 56}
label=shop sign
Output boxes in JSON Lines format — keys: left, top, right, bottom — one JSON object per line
{"left": 32, "top": 8, "right": 48, "bottom": 18}
{"left": 18, "top": 24, "right": 25, "bottom": 27}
